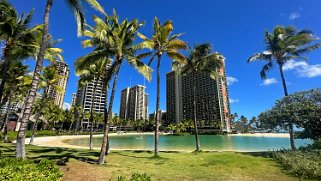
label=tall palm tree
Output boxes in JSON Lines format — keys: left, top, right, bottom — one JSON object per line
{"left": 75, "top": 58, "right": 111, "bottom": 149}
{"left": 137, "top": 17, "right": 187, "bottom": 156}
{"left": 29, "top": 65, "right": 64, "bottom": 144}
{"left": 248, "top": 26, "right": 321, "bottom": 150}
{"left": 180, "top": 43, "right": 224, "bottom": 151}
{"left": 78, "top": 11, "right": 152, "bottom": 164}
{"left": 16, "top": 0, "right": 105, "bottom": 158}
{"left": 0, "top": 0, "right": 42, "bottom": 103}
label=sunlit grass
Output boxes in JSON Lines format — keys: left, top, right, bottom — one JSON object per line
{"left": 0, "top": 143, "right": 313, "bottom": 181}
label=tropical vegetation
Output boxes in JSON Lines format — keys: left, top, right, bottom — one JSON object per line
{"left": 0, "top": 0, "right": 321, "bottom": 180}
{"left": 248, "top": 26, "right": 321, "bottom": 150}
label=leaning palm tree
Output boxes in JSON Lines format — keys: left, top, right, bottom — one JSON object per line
{"left": 16, "top": 0, "right": 104, "bottom": 158}
{"left": 75, "top": 58, "right": 111, "bottom": 149}
{"left": 137, "top": 17, "right": 187, "bottom": 156}
{"left": 248, "top": 26, "right": 321, "bottom": 150}
{"left": 180, "top": 43, "right": 224, "bottom": 151}
{"left": 29, "top": 65, "right": 64, "bottom": 145}
{"left": 0, "top": 0, "right": 42, "bottom": 103}
{"left": 78, "top": 11, "right": 152, "bottom": 164}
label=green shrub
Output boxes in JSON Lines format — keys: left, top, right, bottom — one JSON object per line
{"left": 0, "top": 157, "right": 63, "bottom": 181}
{"left": 273, "top": 149, "right": 321, "bottom": 179}
{"left": 116, "top": 173, "right": 151, "bottom": 181}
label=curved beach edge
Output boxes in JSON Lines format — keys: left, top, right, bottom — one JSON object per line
{"left": 16, "top": 133, "right": 290, "bottom": 153}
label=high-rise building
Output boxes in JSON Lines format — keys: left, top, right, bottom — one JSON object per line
{"left": 76, "top": 77, "right": 107, "bottom": 113}
{"left": 119, "top": 85, "right": 148, "bottom": 121}
{"left": 75, "top": 77, "right": 107, "bottom": 129}
{"left": 71, "top": 93, "right": 77, "bottom": 106}
{"left": 166, "top": 59, "right": 231, "bottom": 132}
{"left": 46, "top": 62, "right": 70, "bottom": 109}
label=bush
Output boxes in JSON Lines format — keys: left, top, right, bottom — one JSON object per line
{"left": 116, "top": 173, "right": 151, "bottom": 181}
{"left": 273, "top": 149, "right": 321, "bottom": 179}
{"left": 0, "top": 158, "right": 63, "bottom": 181}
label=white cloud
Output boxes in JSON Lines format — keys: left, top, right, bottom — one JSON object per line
{"left": 283, "top": 60, "right": 321, "bottom": 78}
{"left": 260, "top": 78, "right": 278, "bottom": 86}
{"left": 226, "top": 76, "right": 238, "bottom": 86}
{"left": 229, "top": 98, "right": 239, "bottom": 104}
{"left": 289, "top": 12, "right": 301, "bottom": 20}
{"left": 288, "top": 7, "right": 303, "bottom": 21}
{"left": 63, "top": 102, "right": 71, "bottom": 110}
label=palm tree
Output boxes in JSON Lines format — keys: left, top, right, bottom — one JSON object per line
{"left": 29, "top": 65, "right": 64, "bottom": 144}
{"left": 75, "top": 58, "right": 111, "bottom": 149}
{"left": 0, "top": 0, "right": 42, "bottom": 103}
{"left": 16, "top": 0, "right": 104, "bottom": 158}
{"left": 137, "top": 17, "right": 187, "bottom": 156}
{"left": 180, "top": 43, "right": 224, "bottom": 151}
{"left": 78, "top": 11, "right": 152, "bottom": 164}
{"left": 248, "top": 26, "right": 321, "bottom": 150}
{"left": 1, "top": 62, "right": 30, "bottom": 142}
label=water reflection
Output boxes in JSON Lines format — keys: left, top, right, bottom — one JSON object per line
{"left": 65, "top": 135, "right": 312, "bottom": 152}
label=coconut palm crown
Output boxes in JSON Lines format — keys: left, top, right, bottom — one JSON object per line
{"left": 136, "top": 17, "right": 187, "bottom": 156}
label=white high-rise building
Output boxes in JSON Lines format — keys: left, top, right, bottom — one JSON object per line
{"left": 47, "top": 61, "right": 70, "bottom": 109}
{"left": 119, "top": 85, "right": 148, "bottom": 121}
{"left": 76, "top": 77, "right": 107, "bottom": 113}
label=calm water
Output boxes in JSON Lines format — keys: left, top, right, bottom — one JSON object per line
{"left": 63, "top": 134, "right": 312, "bottom": 152}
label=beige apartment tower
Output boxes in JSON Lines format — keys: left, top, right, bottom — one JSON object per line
{"left": 47, "top": 61, "right": 70, "bottom": 109}
{"left": 166, "top": 59, "right": 231, "bottom": 132}
{"left": 119, "top": 85, "right": 148, "bottom": 121}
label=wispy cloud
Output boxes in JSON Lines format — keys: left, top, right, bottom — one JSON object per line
{"left": 229, "top": 98, "right": 239, "bottom": 104}
{"left": 289, "top": 12, "right": 301, "bottom": 20}
{"left": 288, "top": 7, "right": 303, "bottom": 20}
{"left": 283, "top": 60, "right": 321, "bottom": 78}
{"left": 260, "top": 78, "right": 278, "bottom": 86}
{"left": 226, "top": 76, "right": 238, "bottom": 86}
{"left": 63, "top": 102, "right": 71, "bottom": 110}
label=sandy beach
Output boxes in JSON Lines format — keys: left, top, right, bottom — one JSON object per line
{"left": 229, "top": 133, "right": 290, "bottom": 138}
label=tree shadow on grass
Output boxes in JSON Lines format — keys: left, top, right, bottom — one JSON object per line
{"left": 240, "top": 151, "right": 272, "bottom": 158}
{"left": 1, "top": 143, "right": 100, "bottom": 165}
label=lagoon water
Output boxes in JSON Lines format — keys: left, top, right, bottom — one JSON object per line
{"left": 64, "top": 134, "right": 312, "bottom": 152}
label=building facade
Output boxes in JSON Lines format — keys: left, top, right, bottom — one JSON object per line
{"left": 166, "top": 60, "right": 231, "bottom": 132}
{"left": 71, "top": 93, "right": 77, "bottom": 106}
{"left": 119, "top": 85, "right": 148, "bottom": 121}
{"left": 75, "top": 77, "right": 107, "bottom": 114}
{"left": 46, "top": 61, "right": 70, "bottom": 109}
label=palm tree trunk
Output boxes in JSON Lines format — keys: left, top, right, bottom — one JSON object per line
{"left": 98, "top": 63, "right": 121, "bottom": 164}
{"left": 154, "top": 55, "right": 161, "bottom": 157}
{"left": 192, "top": 72, "right": 200, "bottom": 151}
{"left": 89, "top": 78, "right": 99, "bottom": 150}
{"left": 3, "top": 90, "right": 14, "bottom": 142}
{"left": 16, "top": 0, "right": 53, "bottom": 158}
{"left": 74, "top": 105, "right": 80, "bottom": 133}
{"left": 29, "top": 93, "right": 47, "bottom": 145}
{"left": 279, "top": 64, "right": 296, "bottom": 150}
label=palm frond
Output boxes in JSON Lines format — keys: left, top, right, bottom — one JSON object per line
{"left": 260, "top": 61, "right": 273, "bottom": 79}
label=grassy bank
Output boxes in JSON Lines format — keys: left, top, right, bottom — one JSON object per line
{"left": 0, "top": 143, "right": 311, "bottom": 181}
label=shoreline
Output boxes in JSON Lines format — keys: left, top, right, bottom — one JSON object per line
{"left": 229, "top": 133, "right": 290, "bottom": 138}
{"left": 20, "top": 132, "right": 292, "bottom": 152}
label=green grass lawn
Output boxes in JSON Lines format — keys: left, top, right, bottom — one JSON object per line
{"left": 0, "top": 143, "right": 311, "bottom": 181}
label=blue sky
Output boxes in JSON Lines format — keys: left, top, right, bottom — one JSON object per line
{"left": 11, "top": 0, "right": 321, "bottom": 118}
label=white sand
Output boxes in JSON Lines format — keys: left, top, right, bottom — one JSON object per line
{"left": 229, "top": 133, "right": 290, "bottom": 138}
{"left": 24, "top": 132, "right": 158, "bottom": 150}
